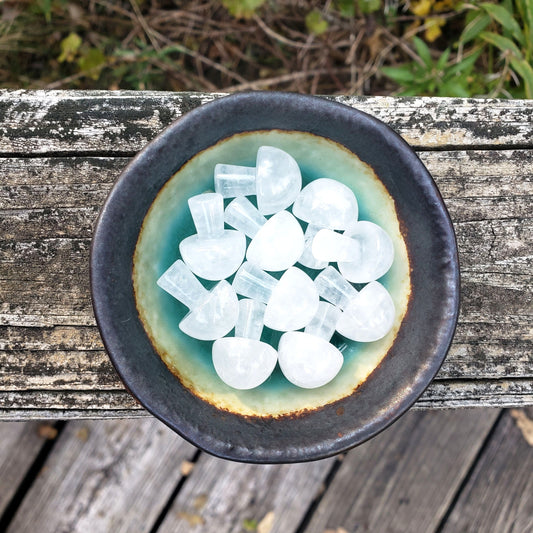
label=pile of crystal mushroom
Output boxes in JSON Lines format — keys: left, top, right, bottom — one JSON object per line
{"left": 157, "top": 146, "right": 395, "bottom": 390}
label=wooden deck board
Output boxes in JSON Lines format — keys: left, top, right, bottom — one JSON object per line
{"left": 0, "top": 91, "right": 531, "bottom": 417}
{"left": 157, "top": 451, "right": 335, "bottom": 533}
{"left": 5, "top": 419, "right": 197, "bottom": 533}
{"left": 0, "top": 421, "right": 49, "bottom": 516}
{"left": 440, "top": 408, "right": 533, "bottom": 533}
{"left": 303, "top": 409, "right": 499, "bottom": 533}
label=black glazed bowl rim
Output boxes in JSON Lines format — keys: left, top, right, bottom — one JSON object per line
{"left": 91, "top": 92, "right": 460, "bottom": 463}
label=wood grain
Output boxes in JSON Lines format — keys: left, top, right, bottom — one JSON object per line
{"left": 6, "top": 419, "right": 197, "bottom": 533}
{"left": 440, "top": 408, "right": 533, "bottom": 533}
{"left": 304, "top": 409, "right": 500, "bottom": 533}
{"left": 157, "top": 447, "right": 335, "bottom": 533}
{"left": 0, "top": 91, "right": 532, "bottom": 154}
{"left": 0, "top": 421, "right": 49, "bottom": 516}
{"left": 0, "top": 92, "right": 531, "bottom": 416}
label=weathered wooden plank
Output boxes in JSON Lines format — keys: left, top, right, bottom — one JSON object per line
{"left": 157, "top": 448, "right": 335, "bottom": 533}
{"left": 0, "top": 421, "right": 50, "bottom": 516}
{"left": 0, "top": 145, "right": 531, "bottom": 412}
{"left": 0, "top": 91, "right": 531, "bottom": 155}
{"left": 440, "top": 408, "right": 533, "bottom": 533}
{"left": 6, "top": 419, "right": 197, "bottom": 533}
{"left": 304, "top": 409, "right": 499, "bottom": 533}
{"left": 0, "top": 380, "right": 532, "bottom": 418}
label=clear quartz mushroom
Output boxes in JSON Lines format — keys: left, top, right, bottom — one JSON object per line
{"left": 292, "top": 178, "right": 358, "bottom": 230}
{"left": 278, "top": 302, "right": 343, "bottom": 389}
{"left": 225, "top": 197, "right": 304, "bottom": 271}
{"left": 311, "top": 228, "right": 361, "bottom": 263}
{"left": 232, "top": 261, "right": 319, "bottom": 331}
{"left": 338, "top": 221, "right": 394, "bottom": 283}
{"left": 212, "top": 299, "right": 278, "bottom": 390}
{"left": 214, "top": 146, "right": 302, "bottom": 215}
{"left": 179, "top": 193, "right": 246, "bottom": 281}
{"left": 297, "top": 224, "right": 329, "bottom": 270}
{"left": 314, "top": 266, "right": 395, "bottom": 342}
{"left": 156, "top": 259, "right": 239, "bottom": 341}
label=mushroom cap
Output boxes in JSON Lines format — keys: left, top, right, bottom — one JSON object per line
{"left": 179, "top": 280, "right": 239, "bottom": 340}
{"left": 264, "top": 267, "right": 319, "bottom": 331}
{"left": 256, "top": 146, "right": 302, "bottom": 215}
{"left": 212, "top": 337, "right": 277, "bottom": 390}
{"left": 338, "top": 221, "right": 394, "bottom": 283}
{"left": 292, "top": 178, "right": 358, "bottom": 229}
{"left": 336, "top": 281, "right": 395, "bottom": 342}
{"left": 246, "top": 211, "right": 304, "bottom": 271}
{"left": 179, "top": 230, "right": 246, "bottom": 281}
{"left": 278, "top": 331, "right": 343, "bottom": 389}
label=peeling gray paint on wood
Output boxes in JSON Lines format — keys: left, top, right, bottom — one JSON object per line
{"left": 0, "top": 92, "right": 531, "bottom": 417}
{"left": 0, "top": 91, "right": 532, "bottom": 154}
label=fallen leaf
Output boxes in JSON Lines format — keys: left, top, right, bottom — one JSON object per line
{"left": 243, "top": 518, "right": 258, "bottom": 531}
{"left": 510, "top": 409, "right": 533, "bottom": 446}
{"left": 193, "top": 493, "right": 208, "bottom": 510}
{"left": 257, "top": 511, "right": 275, "bottom": 533}
{"left": 177, "top": 511, "right": 205, "bottom": 527}
{"left": 76, "top": 426, "right": 89, "bottom": 442}
{"left": 180, "top": 460, "right": 194, "bottom": 476}
{"left": 38, "top": 424, "right": 58, "bottom": 440}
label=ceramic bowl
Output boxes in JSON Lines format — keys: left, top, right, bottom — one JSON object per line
{"left": 91, "top": 92, "right": 459, "bottom": 463}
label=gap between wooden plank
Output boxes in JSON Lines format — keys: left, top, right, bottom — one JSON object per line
{"left": 0, "top": 421, "right": 67, "bottom": 532}
{"left": 149, "top": 449, "right": 202, "bottom": 533}
{"left": 433, "top": 409, "right": 506, "bottom": 533}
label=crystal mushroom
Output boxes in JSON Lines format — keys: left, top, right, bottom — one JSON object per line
{"left": 157, "top": 259, "right": 239, "bottom": 341}
{"left": 225, "top": 197, "right": 304, "bottom": 271}
{"left": 232, "top": 261, "right": 319, "bottom": 331}
{"left": 214, "top": 146, "right": 302, "bottom": 215}
{"left": 338, "top": 221, "right": 394, "bottom": 283}
{"left": 311, "top": 228, "right": 361, "bottom": 263}
{"left": 292, "top": 178, "right": 358, "bottom": 230}
{"left": 278, "top": 302, "right": 343, "bottom": 389}
{"left": 314, "top": 266, "right": 395, "bottom": 342}
{"left": 297, "top": 224, "right": 329, "bottom": 270}
{"left": 212, "top": 299, "right": 278, "bottom": 390}
{"left": 179, "top": 193, "right": 246, "bottom": 281}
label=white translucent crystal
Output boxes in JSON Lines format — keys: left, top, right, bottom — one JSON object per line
{"left": 212, "top": 299, "right": 277, "bottom": 390}
{"left": 180, "top": 193, "right": 246, "bottom": 280}
{"left": 213, "top": 338, "right": 277, "bottom": 389}
{"left": 312, "top": 229, "right": 361, "bottom": 263}
{"left": 255, "top": 146, "right": 302, "bottom": 215}
{"left": 156, "top": 260, "right": 238, "bottom": 341}
{"left": 214, "top": 164, "right": 256, "bottom": 198}
{"left": 336, "top": 281, "right": 395, "bottom": 342}
{"left": 314, "top": 266, "right": 358, "bottom": 310}
{"left": 264, "top": 267, "right": 319, "bottom": 331}
{"left": 278, "top": 332, "right": 343, "bottom": 389}
{"left": 224, "top": 197, "right": 267, "bottom": 238}
{"left": 247, "top": 211, "right": 304, "bottom": 271}
{"left": 225, "top": 198, "right": 304, "bottom": 271}
{"left": 297, "top": 224, "right": 328, "bottom": 270}
{"left": 338, "top": 221, "right": 394, "bottom": 283}
{"left": 292, "top": 178, "right": 358, "bottom": 229}
{"left": 180, "top": 232, "right": 246, "bottom": 281}
{"left": 233, "top": 263, "right": 319, "bottom": 331}
{"left": 213, "top": 146, "right": 302, "bottom": 215}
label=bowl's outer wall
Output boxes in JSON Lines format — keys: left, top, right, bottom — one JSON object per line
{"left": 91, "top": 92, "right": 460, "bottom": 463}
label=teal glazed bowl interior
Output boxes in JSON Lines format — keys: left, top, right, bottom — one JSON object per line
{"left": 91, "top": 92, "right": 459, "bottom": 463}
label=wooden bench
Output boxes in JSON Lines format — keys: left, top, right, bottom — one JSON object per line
{"left": 1, "top": 90, "right": 531, "bottom": 420}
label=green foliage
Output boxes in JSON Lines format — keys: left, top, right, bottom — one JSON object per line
{"left": 242, "top": 518, "right": 258, "bottom": 531}
{"left": 57, "top": 33, "right": 82, "bottom": 63}
{"left": 221, "top": 0, "right": 266, "bottom": 18}
{"left": 358, "top": 0, "right": 382, "bottom": 14}
{"left": 382, "top": 36, "right": 481, "bottom": 96}
{"left": 460, "top": 0, "right": 533, "bottom": 98}
{"left": 305, "top": 10, "right": 329, "bottom": 35}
